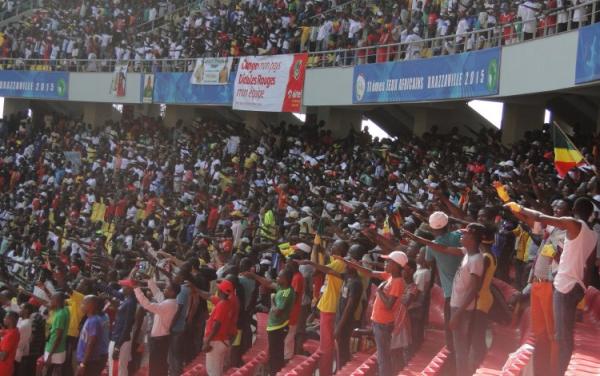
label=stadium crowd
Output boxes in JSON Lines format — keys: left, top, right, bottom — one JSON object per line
{"left": 0, "top": 0, "right": 596, "bottom": 69}
{"left": 0, "top": 109, "right": 598, "bottom": 376}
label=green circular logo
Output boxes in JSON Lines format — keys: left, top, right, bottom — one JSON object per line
{"left": 486, "top": 59, "right": 498, "bottom": 92}
{"left": 56, "top": 79, "right": 66, "bottom": 97}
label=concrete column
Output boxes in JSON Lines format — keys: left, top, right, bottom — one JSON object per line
{"left": 134, "top": 104, "right": 162, "bottom": 118}
{"left": 3, "top": 98, "right": 31, "bottom": 118}
{"left": 412, "top": 108, "right": 430, "bottom": 137}
{"left": 314, "top": 107, "right": 362, "bottom": 138}
{"left": 501, "top": 103, "right": 545, "bottom": 145}
{"left": 241, "top": 111, "right": 263, "bottom": 135}
{"left": 164, "top": 105, "right": 197, "bottom": 128}
{"left": 82, "top": 103, "right": 116, "bottom": 129}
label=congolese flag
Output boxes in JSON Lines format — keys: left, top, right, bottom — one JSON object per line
{"left": 553, "top": 123, "right": 587, "bottom": 178}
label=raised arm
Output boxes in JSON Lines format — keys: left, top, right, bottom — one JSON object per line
{"left": 504, "top": 202, "right": 581, "bottom": 239}
{"left": 296, "top": 259, "right": 343, "bottom": 279}
{"left": 402, "top": 230, "right": 463, "bottom": 257}
{"left": 433, "top": 189, "right": 468, "bottom": 220}
{"left": 331, "top": 254, "right": 386, "bottom": 280}
{"left": 241, "top": 271, "right": 277, "bottom": 290}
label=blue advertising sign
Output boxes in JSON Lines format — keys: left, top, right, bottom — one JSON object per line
{"left": 153, "top": 72, "right": 234, "bottom": 104}
{"left": 352, "top": 48, "right": 500, "bottom": 104}
{"left": 0, "top": 71, "right": 69, "bottom": 99}
{"left": 575, "top": 22, "right": 600, "bottom": 84}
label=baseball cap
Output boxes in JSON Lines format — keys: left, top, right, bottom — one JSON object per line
{"left": 28, "top": 297, "right": 42, "bottom": 307}
{"left": 429, "top": 211, "right": 449, "bottom": 230}
{"left": 217, "top": 280, "right": 234, "bottom": 296}
{"left": 381, "top": 251, "right": 408, "bottom": 267}
{"left": 118, "top": 279, "right": 137, "bottom": 289}
{"left": 293, "top": 242, "right": 311, "bottom": 254}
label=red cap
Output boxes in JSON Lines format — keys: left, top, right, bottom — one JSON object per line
{"left": 118, "top": 279, "right": 137, "bottom": 289}
{"left": 28, "top": 297, "right": 42, "bottom": 307}
{"left": 217, "top": 280, "right": 234, "bottom": 296}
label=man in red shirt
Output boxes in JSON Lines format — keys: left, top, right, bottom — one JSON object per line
{"left": 284, "top": 257, "right": 304, "bottom": 360}
{"left": 203, "top": 280, "right": 239, "bottom": 376}
{"left": 0, "top": 311, "right": 20, "bottom": 376}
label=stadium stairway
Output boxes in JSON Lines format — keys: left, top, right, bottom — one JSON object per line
{"left": 565, "top": 286, "right": 600, "bottom": 375}
{"left": 91, "top": 286, "right": 600, "bottom": 376}
{"left": 398, "top": 328, "right": 447, "bottom": 376}
{"left": 180, "top": 313, "right": 269, "bottom": 376}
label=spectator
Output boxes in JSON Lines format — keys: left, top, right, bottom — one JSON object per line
{"left": 298, "top": 240, "right": 348, "bottom": 376}
{"left": 506, "top": 197, "right": 598, "bottom": 376}
{"left": 244, "top": 269, "right": 295, "bottom": 375}
{"left": 404, "top": 223, "right": 486, "bottom": 374}
{"left": 133, "top": 278, "right": 180, "bottom": 376}
{"left": 202, "top": 279, "right": 239, "bottom": 376}
{"left": 284, "top": 255, "right": 304, "bottom": 361}
{"left": 0, "top": 311, "right": 20, "bottom": 376}
{"left": 44, "top": 293, "right": 70, "bottom": 376}
{"left": 334, "top": 247, "right": 363, "bottom": 368}
{"left": 14, "top": 303, "right": 33, "bottom": 376}
{"left": 75, "top": 295, "right": 110, "bottom": 376}
{"left": 422, "top": 212, "right": 462, "bottom": 356}
{"left": 518, "top": 0, "right": 542, "bottom": 40}
{"left": 108, "top": 279, "right": 138, "bottom": 376}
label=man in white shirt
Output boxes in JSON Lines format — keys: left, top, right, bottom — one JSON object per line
{"left": 134, "top": 278, "right": 180, "bottom": 376}
{"left": 505, "top": 197, "right": 598, "bottom": 376}
{"left": 517, "top": 0, "right": 541, "bottom": 40}
{"left": 317, "top": 18, "right": 333, "bottom": 51}
{"left": 405, "top": 28, "right": 423, "bottom": 60}
{"left": 572, "top": 0, "right": 590, "bottom": 28}
{"left": 15, "top": 303, "right": 33, "bottom": 373}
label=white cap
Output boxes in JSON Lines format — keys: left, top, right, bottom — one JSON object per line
{"left": 382, "top": 251, "right": 408, "bottom": 267}
{"left": 293, "top": 243, "right": 312, "bottom": 254}
{"left": 429, "top": 211, "right": 449, "bottom": 230}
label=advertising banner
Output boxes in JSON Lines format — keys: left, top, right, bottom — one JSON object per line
{"left": 575, "top": 22, "right": 600, "bottom": 84}
{"left": 153, "top": 72, "right": 234, "bottom": 104}
{"left": 352, "top": 48, "right": 500, "bottom": 104}
{"left": 110, "top": 63, "right": 128, "bottom": 97}
{"left": 142, "top": 74, "right": 154, "bottom": 103}
{"left": 190, "top": 57, "right": 233, "bottom": 85}
{"left": 0, "top": 71, "right": 68, "bottom": 99}
{"left": 233, "top": 53, "right": 308, "bottom": 112}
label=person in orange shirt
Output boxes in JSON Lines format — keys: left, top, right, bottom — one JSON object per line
{"left": 0, "top": 311, "right": 20, "bottom": 376}
{"left": 284, "top": 256, "right": 304, "bottom": 360}
{"left": 338, "top": 250, "right": 407, "bottom": 376}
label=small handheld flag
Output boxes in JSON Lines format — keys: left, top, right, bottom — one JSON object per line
{"left": 553, "top": 122, "right": 587, "bottom": 178}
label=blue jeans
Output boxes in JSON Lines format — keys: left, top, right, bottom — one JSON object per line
{"left": 469, "top": 310, "right": 488, "bottom": 370}
{"left": 451, "top": 308, "right": 474, "bottom": 376}
{"left": 553, "top": 284, "right": 584, "bottom": 376}
{"left": 372, "top": 322, "right": 393, "bottom": 376}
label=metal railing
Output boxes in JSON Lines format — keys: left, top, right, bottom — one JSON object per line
{"left": 306, "top": 0, "right": 600, "bottom": 67}
{"left": 0, "top": 0, "right": 596, "bottom": 73}
{"left": 133, "top": 0, "right": 201, "bottom": 34}
{"left": 0, "top": 0, "right": 39, "bottom": 23}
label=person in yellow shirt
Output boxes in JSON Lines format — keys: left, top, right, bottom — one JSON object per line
{"left": 296, "top": 240, "right": 348, "bottom": 376}
{"left": 513, "top": 225, "right": 532, "bottom": 290}
{"left": 471, "top": 239, "right": 497, "bottom": 369}
{"left": 65, "top": 280, "right": 90, "bottom": 376}
{"left": 300, "top": 24, "right": 311, "bottom": 52}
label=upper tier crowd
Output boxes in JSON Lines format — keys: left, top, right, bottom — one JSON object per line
{"left": 0, "top": 110, "right": 599, "bottom": 376}
{"left": 0, "top": 0, "right": 597, "bottom": 69}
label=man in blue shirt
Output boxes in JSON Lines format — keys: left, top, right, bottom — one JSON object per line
{"left": 109, "top": 279, "right": 138, "bottom": 376}
{"left": 420, "top": 212, "right": 462, "bottom": 353}
{"left": 76, "top": 295, "right": 109, "bottom": 376}
{"left": 169, "top": 268, "right": 191, "bottom": 376}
